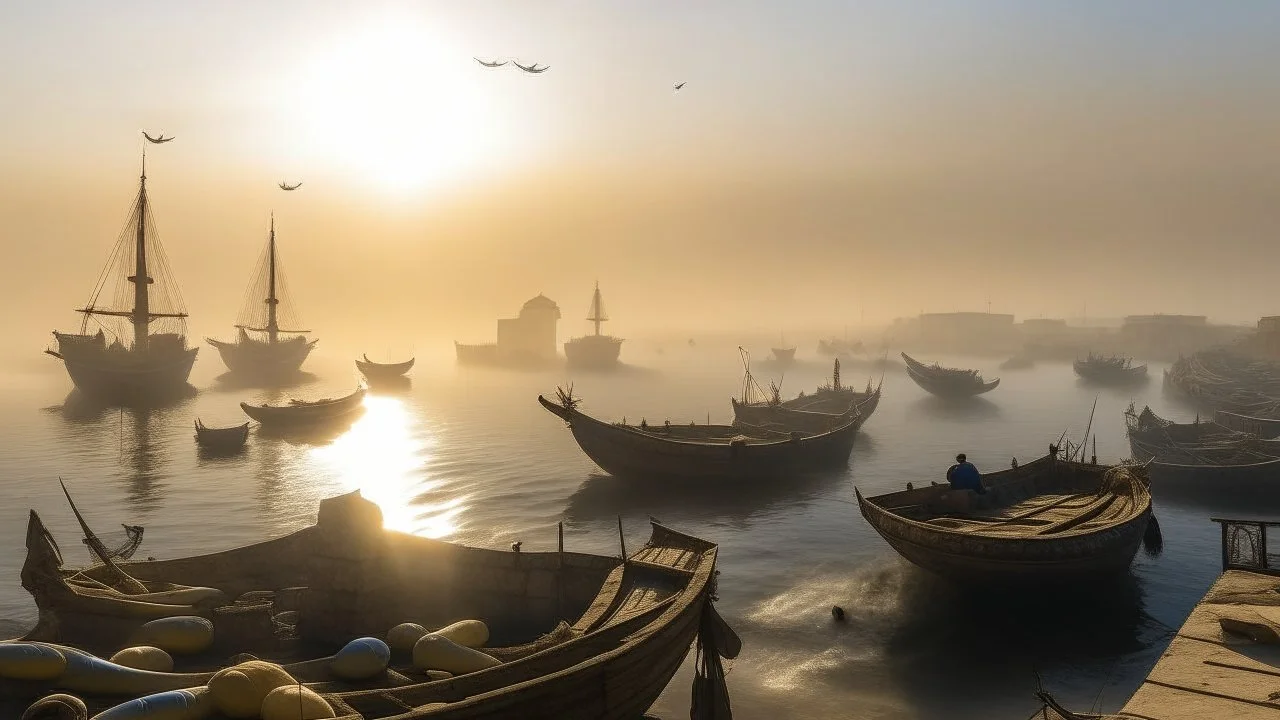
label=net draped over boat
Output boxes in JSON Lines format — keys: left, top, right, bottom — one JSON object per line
{"left": 234, "top": 231, "right": 306, "bottom": 336}
{"left": 78, "top": 185, "right": 188, "bottom": 344}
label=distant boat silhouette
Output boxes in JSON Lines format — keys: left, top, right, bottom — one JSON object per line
{"left": 564, "top": 283, "right": 623, "bottom": 369}
{"left": 207, "top": 215, "right": 316, "bottom": 378}
{"left": 46, "top": 137, "right": 197, "bottom": 401}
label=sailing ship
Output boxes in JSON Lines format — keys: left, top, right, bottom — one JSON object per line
{"left": 563, "top": 283, "right": 623, "bottom": 369}
{"left": 45, "top": 139, "right": 197, "bottom": 401}
{"left": 207, "top": 215, "right": 316, "bottom": 377}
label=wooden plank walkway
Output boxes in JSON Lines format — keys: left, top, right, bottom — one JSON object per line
{"left": 1117, "top": 570, "right": 1280, "bottom": 719}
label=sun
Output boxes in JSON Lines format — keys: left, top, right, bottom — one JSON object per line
{"left": 285, "top": 18, "right": 511, "bottom": 196}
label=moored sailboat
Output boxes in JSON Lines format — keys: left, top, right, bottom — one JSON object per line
{"left": 45, "top": 136, "right": 197, "bottom": 402}
{"left": 207, "top": 214, "right": 316, "bottom": 378}
{"left": 564, "top": 283, "right": 623, "bottom": 369}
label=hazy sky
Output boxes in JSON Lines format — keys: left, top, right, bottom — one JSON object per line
{"left": 3, "top": 1, "right": 1279, "bottom": 347}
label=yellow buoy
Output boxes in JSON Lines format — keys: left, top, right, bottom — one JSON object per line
{"left": 260, "top": 685, "right": 336, "bottom": 720}
{"left": 108, "top": 646, "right": 174, "bottom": 673}
{"left": 385, "top": 623, "right": 427, "bottom": 654}
{"left": 0, "top": 642, "right": 67, "bottom": 681}
{"left": 208, "top": 660, "right": 295, "bottom": 718}
{"left": 129, "top": 617, "right": 214, "bottom": 656}
{"left": 412, "top": 634, "right": 500, "bottom": 675}
{"left": 432, "top": 620, "right": 489, "bottom": 648}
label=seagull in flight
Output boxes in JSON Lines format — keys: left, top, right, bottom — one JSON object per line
{"left": 142, "top": 132, "right": 174, "bottom": 144}
{"left": 513, "top": 61, "right": 549, "bottom": 74}
{"left": 474, "top": 57, "right": 507, "bottom": 68}
{"left": 674, "top": 82, "right": 686, "bottom": 91}
{"left": 278, "top": 181, "right": 302, "bottom": 191}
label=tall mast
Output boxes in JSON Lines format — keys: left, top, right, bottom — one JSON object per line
{"left": 588, "top": 281, "right": 604, "bottom": 337}
{"left": 266, "top": 214, "right": 279, "bottom": 344}
{"left": 129, "top": 148, "right": 151, "bottom": 350}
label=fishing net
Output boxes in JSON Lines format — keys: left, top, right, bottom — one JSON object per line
{"left": 83, "top": 524, "right": 145, "bottom": 565}
{"left": 79, "top": 181, "right": 189, "bottom": 344}
{"left": 235, "top": 222, "right": 307, "bottom": 336}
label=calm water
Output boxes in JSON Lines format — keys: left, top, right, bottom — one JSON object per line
{"left": 0, "top": 342, "right": 1243, "bottom": 719}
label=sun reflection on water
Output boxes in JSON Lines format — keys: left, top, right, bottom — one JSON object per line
{"left": 309, "top": 396, "right": 465, "bottom": 538}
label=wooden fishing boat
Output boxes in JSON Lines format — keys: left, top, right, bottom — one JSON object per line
{"left": 193, "top": 419, "right": 249, "bottom": 452}
{"left": 734, "top": 357, "right": 882, "bottom": 422}
{"left": 731, "top": 365, "right": 881, "bottom": 433}
{"left": 901, "top": 353, "right": 999, "bottom": 398}
{"left": 1214, "top": 409, "right": 1280, "bottom": 439}
{"left": 355, "top": 354, "right": 415, "bottom": 380}
{"left": 14, "top": 491, "right": 736, "bottom": 719}
{"left": 539, "top": 391, "right": 860, "bottom": 481}
{"left": 45, "top": 136, "right": 197, "bottom": 401}
{"left": 1073, "top": 353, "right": 1148, "bottom": 384}
{"left": 1125, "top": 405, "right": 1280, "bottom": 496}
{"left": 856, "top": 449, "right": 1151, "bottom": 584}
{"left": 769, "top": 347, "right": 796, "bottom": 364}
{"left": 207, "top": 215, "right": 318, "bottom": 377}
{"left": 240, "top": 386, "right": 366, "bottom": 426}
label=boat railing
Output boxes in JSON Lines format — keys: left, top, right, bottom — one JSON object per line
{"left": 1211, "top": 518, "right": 1280, "bottom": 575}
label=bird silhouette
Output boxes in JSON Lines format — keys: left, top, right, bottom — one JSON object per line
{"left": 142, "top": 132, "right": 174, "bottom": 144}
{"left": 474, "top": 57, "right": 507, "bottom": 68}
{"left": 513, "top": 61, "right": 549, "bottom": 74}
{"left": 674, "top": 82, "right": 686, "bottom": 91}
{"left": 278, "top": 181, "right": 302, "bottom": 191}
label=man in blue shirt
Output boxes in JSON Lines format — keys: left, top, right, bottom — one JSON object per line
{"left": 947, "top": 453, "right": 985, "bottom": 494}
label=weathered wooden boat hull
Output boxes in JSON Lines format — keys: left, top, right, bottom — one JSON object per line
{"left": 1142, "top": 456, "right": 1280, "bottom": 499}
{"left": 1215, "top": 410, "right": 1280, "bottom": 439}
{"left": 1125, "top": 406, "right": 1280, "bottom": 499}
{"left": 731, "top": 387, "right": 880, "bottom": 432}
{"left": 563, "top": 337, "right": 623, "bottom": 368}
{"left": 17, "top": 492, "right": 728, "bottom": 719}
{"left": 540, "top": 395, "right": 859, "bottom": 481}
{"left": 208, "top": 336, "right": 316, "bottom": 375}
{"left": 355, "top": 355, "right": 415, "bottom": 380}
{"left": 48, "top": 346, "right": 198, "bottom": 401}
{"left": 240, "top": 388, "right": 366, "bottom": 426}
{"left": 904, "top": 365, "right": 1000, "bottom": 397}
{"left": 194, "top": 421, "right": 249, "bottom": 452}
{"left": 857, "top": 455, "right": 1151, "bottom": 584}
{"left": 1073, "top": 361, "right": 1148, "bottom": 384}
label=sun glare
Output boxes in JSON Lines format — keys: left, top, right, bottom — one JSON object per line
{"left": 310, "top": 395, "right": 465, "bottom": 538}
{"left": 285, "top": 19, "right": 512, "bottom": 196}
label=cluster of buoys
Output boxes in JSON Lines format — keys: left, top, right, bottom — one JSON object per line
{"left": 9, "top": 632, "right": 397, "bottom": 719}
{"left": 12, "top": 616, "right": 501, "bottom": 718}
{"left": 386, "top": 619, "right": 500, "bottom": 676}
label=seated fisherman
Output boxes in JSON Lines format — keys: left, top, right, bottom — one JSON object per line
{"left": 946, "top": 453, "right": 985, "bottom": 494}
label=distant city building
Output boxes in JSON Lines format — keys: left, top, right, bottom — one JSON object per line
{"left": 1246, "top": 316, "right": 1280, "bottom": 359}
{"left": 918, "top": 312, "right": 1015, "bottom": 351}
{"left": 455, "top": 294, "right": 562, "bottom": 366}
{"left": 498, "top": 294, "right": 562, "bottom": 360}
{"left": 1120, "top": 314, "right": 1239, "bottom": 359}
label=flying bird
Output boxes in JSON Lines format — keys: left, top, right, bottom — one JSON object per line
{"left": 674, "top": 82, "right": 686, "bottom": 91}
{"left": 278, "top": 181, "right": 302, "bottom": 191}
{"left": 142, "top": 132, "right": 174, "bottom": 144}
{"left": 513, "top": 61, "right": 549, "bottom": 74}
{"left": 474, "top": 57, "right": 507, "bottom": 68}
